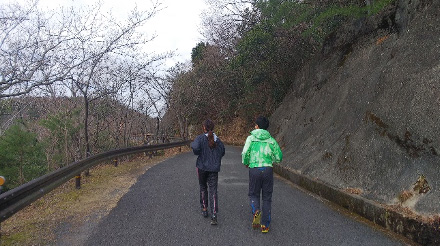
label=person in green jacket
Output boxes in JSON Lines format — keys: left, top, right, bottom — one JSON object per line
{"left": 242, "top": 116, "right": 283, "bottom": 233}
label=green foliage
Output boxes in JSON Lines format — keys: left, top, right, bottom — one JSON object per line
{"left": 39, "top": 109, "right": 81, "bottom": 168}
{"left": 230, "top": 1, "right": 317, "bottom": 120}
{"left": 255, "top": 0, "right": 396, "bottom": 44}
{"left": 40, "top": 110, "right": 81, "bottom": 138}
{"left": 304, "top": 0, "right": 396, "bottom": 41}
{"left": 0, "top": 124, "right": 47, "bottom": 191}
{"left": 191, "top": 42, "right": 208, "bottom": 66}
{"left": 95, "top": 129, "right": 116, "bottom": 150}
{"left": 255, "top": 0, "right": 305, "bottom": 28}
{"left": 236, "top": 26, "right": 274, "bottom": 66}
{"left": 0, "top": 99, "right": 13, "bottom": 116}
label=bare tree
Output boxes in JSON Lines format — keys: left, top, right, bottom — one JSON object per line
{"left": 0, "top": 0, "right": 165, "bottom": 100}
{"left": 201, "top": 0, "right": 256, "bottom": 54}
{"left": 0, "top": 1, "right": 99, "bottom": 98}
{"left": 163, "top": 62, "right": 195, "bottom": 139}
{"left": 0, "top": 2, "right": 67, "bottom": 98}
{"left": 46, "top": 1, "right": 163, "bottom": 161}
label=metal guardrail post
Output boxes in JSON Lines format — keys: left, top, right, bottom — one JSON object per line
{"left": 0, "top": 176, "right": 4, "bottom": 195}
{"left": 0, "top": 176, "right": 5, "bottom": 243}
{"left": 75, "top": 175, "right": 81, "bottom": 189}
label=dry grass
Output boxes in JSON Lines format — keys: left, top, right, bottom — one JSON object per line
{"left": 0, "top": 147, "right": 189, "bottom": 246}
{"left": 397, "top": 190, "right": 414, "bottom": 204}
{"left": 217, "top": 117, "right": 249, "bottom": 145}
{"left": 345, "top": 187, "right": 363, "bottom": 195}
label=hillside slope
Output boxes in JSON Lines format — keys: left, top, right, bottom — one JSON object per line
{"left": 270, "top": 0, "right": 440, "bottom": 216}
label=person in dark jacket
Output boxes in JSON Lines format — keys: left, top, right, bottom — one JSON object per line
{"left": 191, "top": 119, "right": 225, "bottom": 225}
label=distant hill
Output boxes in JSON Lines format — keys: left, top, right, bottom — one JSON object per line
{"left": 0, "top": 96, "right": 158, "bottom": 154}
{"left": 270, "top": 0, "right": 440, "bottom": 216}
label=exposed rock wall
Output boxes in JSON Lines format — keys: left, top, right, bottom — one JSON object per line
{"left": 270, "top": 0, "right": 440, "bottom": 215}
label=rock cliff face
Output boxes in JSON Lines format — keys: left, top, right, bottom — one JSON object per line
{"left": 270, "top": 0, "right": 440, "bottom": 215}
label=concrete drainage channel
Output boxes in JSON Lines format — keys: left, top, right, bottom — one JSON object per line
{"left": 273, "top": 165, "right": 440, "bottom": 245}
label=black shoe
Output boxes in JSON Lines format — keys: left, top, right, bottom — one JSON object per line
{"left": 210, "top": 214, "right": 218, "bottom": 225}
{"left": 202, "top": 208, "right": 208, "bottom": 217}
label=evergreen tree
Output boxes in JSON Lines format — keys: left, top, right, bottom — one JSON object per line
{"left": 0, "top": 124, "right": 47, "bottom": 191}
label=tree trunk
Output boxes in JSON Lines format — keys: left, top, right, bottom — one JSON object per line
{"left": 156, "top": 117, "right": 160, "bottom": 142}
{"left": 177, "top": 114, "right": 186, "bottom": 140}
{"left": 83, "top": 95, "right": 91, "bottom": 176}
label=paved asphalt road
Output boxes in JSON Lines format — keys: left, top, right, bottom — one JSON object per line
{"left": 84, "top": 146, "right": 410, "bottom": 246}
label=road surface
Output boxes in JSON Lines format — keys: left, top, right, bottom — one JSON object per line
{"left": 84, "top": 146, "right": 411, "bottom": 245}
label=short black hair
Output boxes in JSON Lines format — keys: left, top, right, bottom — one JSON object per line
{"left": 255, "top": 116, "right": 269, "bottom": 130}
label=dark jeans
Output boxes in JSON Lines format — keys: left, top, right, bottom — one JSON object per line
{"left": 197, "top": 168, "right": 219, "bottom": 215}
{"left": 248, "top": 167, "right": 273, "bottom": 227}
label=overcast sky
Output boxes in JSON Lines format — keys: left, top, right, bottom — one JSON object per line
{"left": 135, "top": 0, "right": 207, "bottom": 67}
{"left": 9, "top": 0, "right": 208, "bottom": 69}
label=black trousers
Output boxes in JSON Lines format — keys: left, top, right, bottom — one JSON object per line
{"left": 248, "top": 167, "right": 273, "bottom": 227}
{"left": 197, "top": 168, "right": 219, "bottom": 215}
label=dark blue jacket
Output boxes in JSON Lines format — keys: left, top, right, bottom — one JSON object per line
{"left": 191, "top": 133, "right": 225, "bottom": 172}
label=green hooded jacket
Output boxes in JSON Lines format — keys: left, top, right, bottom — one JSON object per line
{"left": 242, "top": 129, "right": 283, "bottom": 168}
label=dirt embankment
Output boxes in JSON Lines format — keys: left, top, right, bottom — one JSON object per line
{"left": 270, "top": 0, "right": 440, "bottom": 217}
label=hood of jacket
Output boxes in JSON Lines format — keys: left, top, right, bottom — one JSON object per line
{"left": 251, "top": 129, "right": 271, "bottom": 141}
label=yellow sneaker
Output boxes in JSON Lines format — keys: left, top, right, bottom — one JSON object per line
{"left": 261, "top": 225, "right": 269, "bottom": 233}
{"left": 252, "top": 211, "right": 261, "bottom": 229}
